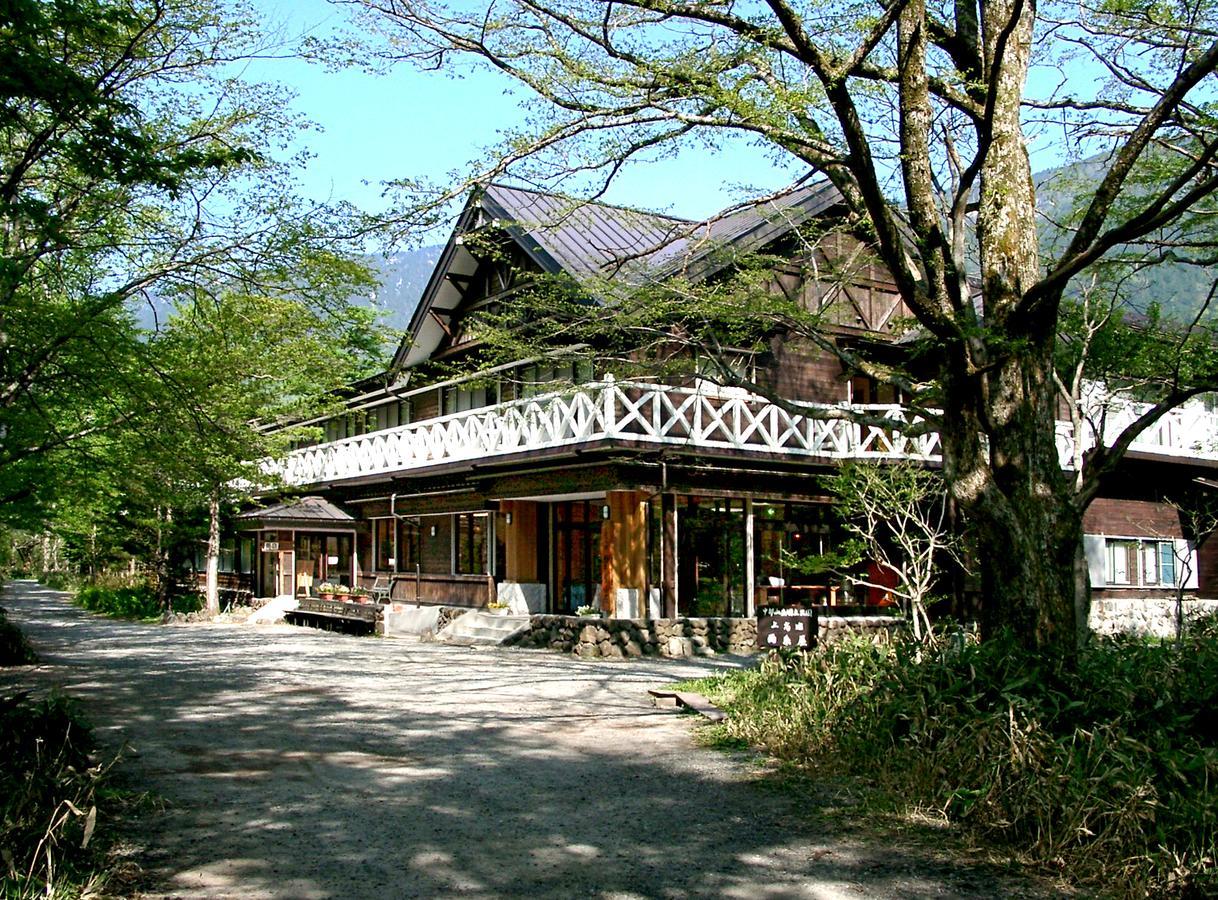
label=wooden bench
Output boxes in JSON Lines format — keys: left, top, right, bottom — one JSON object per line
{"left": 285, "top": 597, "right": 380, "bottom": 635}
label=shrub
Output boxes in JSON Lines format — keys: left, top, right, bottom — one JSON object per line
{"left": 40, "top": 572, "right": 75, "bottom": 591}
{"left": 0, "top": 606, "right": 37, "bottom": 666}
{"left": 1, "top": 692, "right": 114, "bottom": 898}
{"left": 76, "top": 585, "right": 162, "bottom": 620}
{"left": 693, "top": 631, "right": 1218, "bottom": 894}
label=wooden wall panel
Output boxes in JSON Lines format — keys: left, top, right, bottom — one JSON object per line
{"left": 502, "top": 500, "right": 539, "bottom": 582}
{"left": 1083, "top": 498, "right": 1183, "bottom": 538}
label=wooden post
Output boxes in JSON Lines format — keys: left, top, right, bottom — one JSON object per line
{"left": 602, "top": 490, "right": 648, "bottom": 617}
{"left": 662, "top": 493, "right": 678, "bottom": 617}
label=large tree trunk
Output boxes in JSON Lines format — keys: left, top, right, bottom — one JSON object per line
{"left": 930, "top": 0, "right": 1084, "bottom": 654}
{"left": 941, "top": 345, "right": 1083, "bottom": 652}
{"left": 205, "top": 491, "right": 221, "bottom": 617}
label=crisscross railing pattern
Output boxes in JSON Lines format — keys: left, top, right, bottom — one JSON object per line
{"left": 265, "top": 378, "right": 1217, "bottom": 488}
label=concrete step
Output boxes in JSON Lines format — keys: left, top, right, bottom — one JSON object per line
{"left": 438, "top": 612, "right": 531, "bottom": 646}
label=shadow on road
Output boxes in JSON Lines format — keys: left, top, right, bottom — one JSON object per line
{"left": 1, "top": 580, "right": 1046, "bottom": 899}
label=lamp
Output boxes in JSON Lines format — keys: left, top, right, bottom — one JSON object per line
{"left": 429, "top": 524, "right": 437, "bottom": 537}
{"left": 601, "top": 504, "right": 611, "bottom": 520}
{"left": 505, "top": 511, "right": 513, "bottom": 525}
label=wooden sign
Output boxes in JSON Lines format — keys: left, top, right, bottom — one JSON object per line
{"left": 757, "top": 606, "right": 817, "bottom": 651}
{"left": 261, "top": 541, "right": 279, "bottom": 552}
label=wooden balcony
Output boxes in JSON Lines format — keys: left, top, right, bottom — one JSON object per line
{"left": 263, "top": 379, "right": 1218, "bottom": 489}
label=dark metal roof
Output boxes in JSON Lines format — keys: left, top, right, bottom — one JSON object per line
{"left": 482, "top": 179, "right": 843, "bottom": 285}
{"left": 392, "top": 178, "right": 846, "bottom": 367}
{"left": 236, "top": 495, "right": 356, "bottom": 525}
{"left": 481, "top": 183, "right": 692, "bottom": 282}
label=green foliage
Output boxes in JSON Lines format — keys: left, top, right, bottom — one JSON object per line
{"left": 76, "top": 584, "right": 162, "bottom": 620}
{"left": 0, "top": 0, "right": 390, "bottom": 596}
{"left": 693, "top": 630, "right": 1218, "bottom": 893}
{"left": 1, "top": 692, "right": 113, "bottom": 898}
{"left": 0, "top": 607, "right": 37, "bottom": 666}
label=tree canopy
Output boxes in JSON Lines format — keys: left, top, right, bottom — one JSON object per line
{"left": 1, "top": 0, "right": 386, "bottom": 577}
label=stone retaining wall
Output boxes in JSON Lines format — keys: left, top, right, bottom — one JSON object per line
{"left": 1089, "top": 597, "right": 1218, "bottom": 638}
{"left": 505, "top": 614, "right": 905, "bottom": 659}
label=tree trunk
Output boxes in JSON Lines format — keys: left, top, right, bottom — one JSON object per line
{"left": 205, "top": 491, "right": 221, "bottom": 617}
{"left": 941, "top": 346, "right": 1083, "bottom": 653}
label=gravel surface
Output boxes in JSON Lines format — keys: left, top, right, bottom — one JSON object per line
{"left": 1, "top": 581, "right": 1052, "bottom": 899}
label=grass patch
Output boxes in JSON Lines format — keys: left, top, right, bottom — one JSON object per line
{"left": 1, "top": 691, "right": 119, "bottom": 898}
{"left": 684, "top": 620, "right": 1218, "bottom": 896}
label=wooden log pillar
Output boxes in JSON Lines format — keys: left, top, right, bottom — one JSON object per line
{"left": 601, "top": 490, "right": 649, "bottom": 617}
{"left": 501, "top": 500, "right": 539, "bottom": 583}
{"left": 662, "top": 493, "right": 678, "bottom": 618}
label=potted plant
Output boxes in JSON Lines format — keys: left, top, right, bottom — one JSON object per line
{"left": 575, "top": 604, "right": 600, "bottom": 618}
{"left": 486, "top": 600, "right": 511, "bottom": 616}
{"left": 350, "top": 586, "right": 372, "bottom": 604}
{"left": 317, "top": 582, "right": 337, "bottom": 601}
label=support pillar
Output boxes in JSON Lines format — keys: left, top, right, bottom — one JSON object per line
{"left": 662, "top": 493, "right": 678, "bottom": 618}
{"left": 601, "top": 490, "right": 648, "bottom": 617}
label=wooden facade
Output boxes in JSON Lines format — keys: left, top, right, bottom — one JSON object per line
{"left": 232, "top": 182, "right": 1218, "bottom": 614}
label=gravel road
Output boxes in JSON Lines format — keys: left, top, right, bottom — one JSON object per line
{"left": 1, "top": 581, "right": 1049, "bottom": 899}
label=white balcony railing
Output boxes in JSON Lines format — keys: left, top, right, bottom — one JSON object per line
{"left": 266, "top": 379, "right": 1218, "bottom": 489}
{"left": 267, "top": 379, "right": 941, "bottom": 487}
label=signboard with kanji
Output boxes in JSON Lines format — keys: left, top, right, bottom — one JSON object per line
{"left": 757, "top": 606, "right": 818, "bottom": 651}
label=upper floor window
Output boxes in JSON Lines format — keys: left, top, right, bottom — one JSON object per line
{"left": 442, "top": 381, "right": 501, "bottom": 415}
{"left": 519, "top": 360, "right": 594, "bottom": 398}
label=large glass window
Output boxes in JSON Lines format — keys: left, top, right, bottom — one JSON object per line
{"left": 454, "top": 513, "right": 489, "bottom": 574}
{"left": 677, "top": 496, "right": 746, "bottom": 617}
{"left": 373, "top": 519, "right": 395, "bottom": 571}
{"left": 397, "top": 518, "right": 420, "bottom": 573}
{"left": 555, "top": 501, "right": 601, "bottom": 612}
{"left": 753, "top": 502, "right": 838, "bottom": 607}
{"left": 519, "top": 361, "right": 594, "bottom": 398}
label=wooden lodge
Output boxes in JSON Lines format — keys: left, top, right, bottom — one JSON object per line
{"left": 226, "top": 182, "right": 1218, "bottom": 625}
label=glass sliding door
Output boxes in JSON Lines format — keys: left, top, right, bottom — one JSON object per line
{"left": 554, "top": 501, "right": 602, "bottom": 613}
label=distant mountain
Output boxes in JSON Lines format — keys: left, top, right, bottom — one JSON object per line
{"left": 1035, "top": 158, "right": 1215, "bottom": 320}
{"left": 128, "top": 244, "right": 443, "bottom": 334}
{"left": 359, "top": 246, "right": 443, "bottom": 332}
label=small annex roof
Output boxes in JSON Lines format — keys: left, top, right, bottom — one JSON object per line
{"left": 235, "top": 495, "right": 356, "bottom": 530}
{"left": 393, "top": 178, "right": 846, "bottom": 369}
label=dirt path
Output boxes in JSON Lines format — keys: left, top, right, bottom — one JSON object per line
{"left": 1, "top": 581, "right": 1048, "bottom": 899}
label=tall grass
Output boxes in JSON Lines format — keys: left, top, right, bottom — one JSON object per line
{"left": 692, "top": 619, "right": 1218, "bottom": 894}
{"left": 1, "top": 692, "right": 116, "bottom": 899}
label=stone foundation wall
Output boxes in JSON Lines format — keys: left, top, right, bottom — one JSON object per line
{"left": 1089, "top": 597, "right": 1218, "bottom": 638}
{"left": 505, "top": 614, "right": 905, "bottom": 659}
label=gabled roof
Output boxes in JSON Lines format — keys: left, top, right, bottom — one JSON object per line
{"left": 393, "top": 179, "right": 845, "bottom": 369}
{"left": 236, "top": 495, "right": 356, "bottom": 529}
{"left": 480, "top": 183, "right": 691, "bottom": 281}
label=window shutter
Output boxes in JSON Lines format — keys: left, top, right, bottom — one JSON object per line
{"left": 1083, "top": 535, "right": 1107, "bottom": 586}
{"left": 1175, "top": 539, "right": 1200, "bottom": 589}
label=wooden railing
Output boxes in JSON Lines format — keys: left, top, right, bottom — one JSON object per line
{"left": 263, "top": 379, "right": 1217, "bottom": 488}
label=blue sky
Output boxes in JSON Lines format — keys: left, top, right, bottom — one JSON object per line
{"left": 248, "top": 0, "right": 804, "bottom": 235}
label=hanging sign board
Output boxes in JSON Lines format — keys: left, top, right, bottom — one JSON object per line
{"left": 261, "top": 541, "right": 280, "bottom": 552}
{"left": 756, "top": 606, "right": 818, "bottom": 650}
{"left": 327, "top": 555, "right": 339, "bottom": 565}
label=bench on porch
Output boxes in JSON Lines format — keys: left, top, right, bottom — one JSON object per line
{"left": 284, "top": 597, "right": 380, "bottom": 635}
